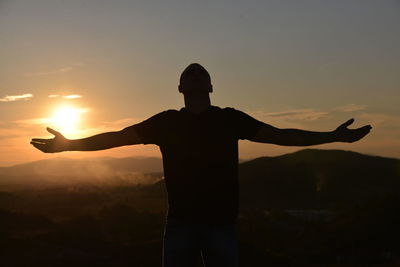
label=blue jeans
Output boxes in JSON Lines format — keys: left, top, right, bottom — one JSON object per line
{"left": 163, "top": 219, "right": 239, "bottom": 267}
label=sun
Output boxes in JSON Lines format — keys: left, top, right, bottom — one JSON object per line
{"left": 49, "top": 105, "right": 82, "bottom": 134}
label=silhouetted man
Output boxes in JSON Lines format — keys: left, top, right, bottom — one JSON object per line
{"left": 31, "top": 63, "right": 371, "bottom": 267}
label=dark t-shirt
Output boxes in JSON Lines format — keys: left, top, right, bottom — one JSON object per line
{"left": 123, "top": 106, "right": 264, "bottom": 224}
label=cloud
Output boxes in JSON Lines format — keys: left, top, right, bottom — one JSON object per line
{"left": 15, "top": 118, "right": 49, "bottom": 125}
{"left": 0, "top": 126, "right": 33, "bottom": 141}
{"left": 48, "top": 94, "right": 83, "bottom": 99}
{"left": 250, "top": 104, "right": 367, "bottom": 124}
{"left": 0, "top": 94, "right": 33, "bottom": 102}
{"left": 242, "top": 107, "right": 400, "bottom": 160}
{"left": 24, "top": 68, "right": 73, "bottom": 77}
{"left": 255, "top": 109, "right": 329, "bottom": 121}
{"left": 63, "top": 94, "right": 82, "bottom": 99}
{"left": 23, "top": 63, "right": 83, "bottom": 77}
{"left": 358, "top": 112, "right": 400, "bottom": 129}
{"left": 247, "top": 103, "right": 372, "bottom": 132}
{"left": 86, "top": 118, "right": 141, "bottom": 134}
{"left": 333, "top": 104, "right": 366, "bottom": 112}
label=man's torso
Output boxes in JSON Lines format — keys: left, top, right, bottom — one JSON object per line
{"left": 129, "top": 105, "right": 263, "bottom": 224}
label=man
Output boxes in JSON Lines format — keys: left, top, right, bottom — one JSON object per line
{"left": 31, "top": 63, "right": 371, "bottom": 267}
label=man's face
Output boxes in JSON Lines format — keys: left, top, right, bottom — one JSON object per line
{"left": 179, "top": 63, "right": 213, "bottom": 95}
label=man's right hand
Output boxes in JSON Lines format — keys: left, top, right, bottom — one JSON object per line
{"left": 30, "top": 127, "right": 69, "bottom": 153}
{"left": 333, "top": 118, "right": 372, "bottom": 143}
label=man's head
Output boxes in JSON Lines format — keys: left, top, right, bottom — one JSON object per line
{"left": 179, "top": 63, "right": 213, "bottom": 95}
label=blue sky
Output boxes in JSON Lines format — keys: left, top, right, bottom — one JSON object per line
{"left": 1, "top": 0, "right": 399, "bottom": 165}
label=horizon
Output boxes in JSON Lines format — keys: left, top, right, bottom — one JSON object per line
{"left": 1, "top": 0, "right": 399, "bottom": 166}
{"left": 1, "top": 148, "right": 398, "bottom": 168}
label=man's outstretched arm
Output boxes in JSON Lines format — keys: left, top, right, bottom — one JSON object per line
{"left": 250, "top": 118, "right": 372, "bottom": 146}
{"left": 30, "top": 127, "right": 142, "bottom": 153}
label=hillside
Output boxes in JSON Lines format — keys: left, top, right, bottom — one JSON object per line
{"left": 0, "top": 157, "right": 163, "bottom": 188}
{"left": 1, "top": 149, "right": 400, "bottom": 265}
{"left": 1, "top": 149, "right": 399, "bottom": 209}
{"left": 145, "top": 149, "right": 400, "bottom": 209}
{"left": 239, "top": 149, "right": 400, "bottom": 209}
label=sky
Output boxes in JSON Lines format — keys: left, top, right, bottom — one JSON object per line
{"left": 1, "top": 0, "right": 399, "bottom": 166}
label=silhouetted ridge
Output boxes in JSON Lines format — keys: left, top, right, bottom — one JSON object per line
{"left": 239, "top": 149, "right": 400, "bottom": 209}
{"left": 0, "top": 157, "right": 163, "bottom": 176}
{"left": 2, "top": 150, "right": 399, "bottom": 210}
{"left": 0, "top": 157, "right": 163, "bottom": 188}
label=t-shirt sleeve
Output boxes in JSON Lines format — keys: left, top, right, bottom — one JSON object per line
{"left": 121, "top": 111, "right": 168, "bottom": 145}
{"left": 226, "top": 108, "right": 264, "bottom": 140}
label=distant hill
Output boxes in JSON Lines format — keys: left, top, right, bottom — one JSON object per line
{"left": 239, "top": 149, "right": 400, "bottom": 209}
{"left": 1, "top": 150, "right": 399, "bottom": 209}
{"left": 145, "top": 149, "right": 400, "bottom": 209}
{"left": 0, "top": 157, "right": 163, "bottom": 176}
{"left": 0, "top": 157, "right": 163, "bottom": 188}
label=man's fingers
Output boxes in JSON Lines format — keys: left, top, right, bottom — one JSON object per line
{"left": 30, "top": 142, "right": 49, "bottom": 153}
{"left": 350, "top": 125, "right": 372, "bottom": 142}
{"left": 340, "top": 118, "right": 354, "bottom": 129}
{"left": 356, "top": 125, "right": 372, "bottom": 134}
{"left": 47, "top": 127, "right": 61, "bottom": 137}
{"left": 31, "top": 138, "right": 50, "bottom": 143}
{"left": 360, "top": 125, "right": 372, "bottom": 131}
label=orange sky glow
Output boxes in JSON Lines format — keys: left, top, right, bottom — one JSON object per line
{"left": 1, "top": 0, "right": 399, "bottom": 166}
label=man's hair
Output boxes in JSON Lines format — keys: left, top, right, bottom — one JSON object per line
{"left": 179, "top": 63, "right": 211, "bottom": 84}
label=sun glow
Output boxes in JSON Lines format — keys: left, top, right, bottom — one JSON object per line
{"left": 49, "top": 105, "right": 84, "bottom": 134}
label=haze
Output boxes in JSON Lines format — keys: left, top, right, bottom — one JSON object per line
{"left": 1, "top": 0, "right": 399, "bottom": 166}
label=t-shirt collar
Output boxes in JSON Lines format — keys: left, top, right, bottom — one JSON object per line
{"left": 180, "top": 105, "right": 217, "bottom": 115}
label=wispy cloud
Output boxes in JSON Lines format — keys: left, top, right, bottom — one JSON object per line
{"left": 23, "top": 63, "right": 83, "bottom": 77}
{"left": 48, "top": 94, "right": 83, "bottom": 99}
{"left": 261, "top": 109, "right": 329, "bottom": 121}
{"left": 0, "top": 94, "right": 33, "bottom": 102}
{"left": 15, "top": 118, "right": 49, "bottom": 125}
{"left": 245, "top": 105, "right": 400, "bottom": 159}
{"left": 247, "top": 103, "right": 370, "bottom": 131}
{"left": 63, "top": 94, "right": 82, "bottom": 99}
{"left": 85, "top": 118, "right": 141, "bottom": 134}
{"left": 333, "top": 104, "right": 366, "bottom": 112}
{"left": 251, "top": 104, "right": 367, "bottom": 123}
{"left": 24, "top": 67, "right": 73, "bottom": 77}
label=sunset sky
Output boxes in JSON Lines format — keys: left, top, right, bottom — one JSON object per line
{"left": 1, "top": 0, "right": 399, "bottom": 166}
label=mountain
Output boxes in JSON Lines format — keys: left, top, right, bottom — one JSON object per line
{"left": 1, "top": 149, "right": 399, "bottom": 209}
{"left": 0, "top": 157, "right": 163, "bottom": 176}
{"left": 238, "top": 149, "right": 400, "bottom": 209}
{"left": 144, "top": 149, "right": 400, "bottom": 209}
{"left": 0, "top": 157, "right": 163, "bottom": 188}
